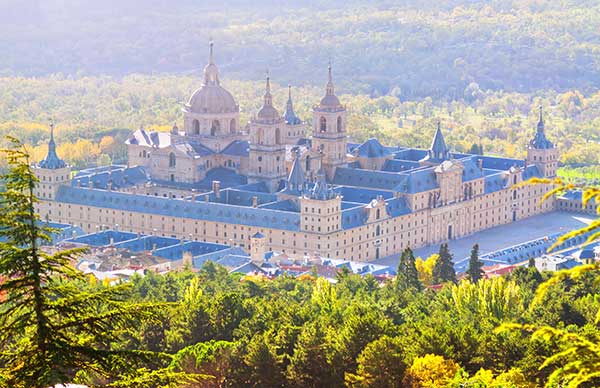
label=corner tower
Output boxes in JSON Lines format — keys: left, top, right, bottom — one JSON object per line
{"left": 248, "top": 75, "right": 287, "bottom": 192}
{"left": 300, "top": 168, "right": 342, "bottom": 235}
{"left": 527, "top": 107, "right": 559, "bottom": 178}
{"left": 312, "top": 64, "right": 347, "bottom": 180}
{"left": 33, "top": 122, "right": 71, "bottom": 200}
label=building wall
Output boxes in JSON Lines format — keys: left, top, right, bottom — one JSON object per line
{"left": 35, "top": 177, "right": 555, "bottom": 262}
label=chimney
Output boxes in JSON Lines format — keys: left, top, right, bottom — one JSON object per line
{"left": 76, "top": 179, "right": 81, "bottom": 188}
{"left": 191, "top": 193, "right": 196, "bottom": 202}
{"left": 212, "top": 180, "right": 221, "bottom": 199}
{"left": 477, "top": 158, "right": 483, "bottom": 170}
{"left": 168, "top": 191, "right": 173, "bottom": 199}
{"left": 205, "top": 195, "right": 209, "bottom": 202}
{"left": 107, "top": 180, "right": 112, "bottom": 191}
{"left": 252, "top": 196, "right": 258, "bottom": 208}
{"left": 88, "top": 176, "right": 93, "bottom": 189}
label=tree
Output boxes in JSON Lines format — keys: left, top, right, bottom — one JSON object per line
{"left": 286, "top": 321, "right": 333, "bottom": 388}
{"left": 415, "top": 254, "right": 438, "bottom": 286}
{"left": 432, "top": 243, "right": 456, "bottom": 284}
{"left": 402, "top": 354, "right": 459, "bottom": 388}
{"left": 466, "top": 244, "right": 484, "bottom": 283}
{"left": 345, "top": 336, "right": 407, "bottom": 388}
{"left": 0, "top": 138, "right": 170, "bottom": 387}
{"left": 243, "top": 332, "right": 285, "bottom": 387}
{"left": 396, "top": 247, "right": 422, "bottom": 291}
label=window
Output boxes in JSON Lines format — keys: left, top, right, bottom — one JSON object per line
{"left": 319, "top": 116, "right": 327, "bottom": 132}
{"left": 275, "top": 128, "right": 281, "bottom": 144}
{"left": 337, "top": 116, "right": 342, "bottom": 132}
{"left": 230, "top": 119, "right": 236, "bottom": 133}
{"left": 169, "top": 152, "right": 176, "bottom": 167}
{"left": 210, "top": 120, "right": 220, "bottom": 135}
{"left": 193, "top": 119, "right": 200, "bottom": 135}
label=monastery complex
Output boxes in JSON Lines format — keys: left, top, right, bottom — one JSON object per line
{"left": 33, "top": 43, "right": 560, "bottom": 262}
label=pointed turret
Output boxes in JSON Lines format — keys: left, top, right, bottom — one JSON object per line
{"left": 421, "top": 121, "right": 450, "bottom": 164}
{"left": 319, "top": 62, "right": 342, "bottom": 108}
{"left": 39, "top": 121, "right": 67, "bottom": 169}
{"left": 203, "top": 41, "right": 220, "bottom": 86}
{"left": 257, "top": 73, "right": 280, "bottom": 121}
{"left": 307, "top": 168, "right": 336, "bottom": 200}
{"left": 286, "top": 150, "right": 305, "bottom": 194}
{"left": 530, "top": 106, "right": 554, "bottom": 149}
{"left": 283, "top": 85, "right": 302, "bottom": 125}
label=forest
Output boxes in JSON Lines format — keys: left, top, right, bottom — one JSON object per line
{"left": 1, "top": 74, "right": 600, "bottom": 182}
{"left": 1, "top": 1, "right": 600, "bottom": 99}
{"left": 1, "top": 143, "right": 600, "bottom": 387}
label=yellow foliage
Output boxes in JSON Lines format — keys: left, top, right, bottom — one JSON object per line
{"left": 403, "top": 354, "right": 459, "bottom": 388}
{"left": 415, "top": 254, "right": 438, "bottom": 286}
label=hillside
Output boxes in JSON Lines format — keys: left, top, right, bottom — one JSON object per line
{"left": 1, "top": 0, "right": 600, "bottom": 98}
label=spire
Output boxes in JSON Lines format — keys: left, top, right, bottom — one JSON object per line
{"left": 307, "top": 167, "right": 336, "bottom": 200}
{"left": 256, "top": 71, "right": 280, "bottom": 120}
{"left": 39, "top": 120, "right": 66, "bottom": 169}
{"left": 286, "top": 149, "right": 305, "bottom": 193}
{"left": 284, "top": 84, "right": 301, "bottom": 125}
{"left": 319, "top": 62, "right": 342, "bottom": 108}
{"left": 203, "top": 40, "right": 220, "bottom": 85}
{"left": 424, "top": 121, "right": 450, "bottom": 163}
{"left": 326, "top": 61, "right": 334, "bottom": 96}
{"left": 530, "top": 106, "right": 554, "bottom": 149}
{"left": 264, "top": 72, "right": 272, "bottom": 106}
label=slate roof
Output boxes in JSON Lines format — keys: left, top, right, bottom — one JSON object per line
{"left": 55, "top": 186, "right": 301, "bottom": 231}
{"left": 530, "top": 107, "right": 554, "bottom": 150}
{"left": 39, "top": 125, "right": 67, "bottom": 169}
{"left": 221, "top": 140, "right": 250, "bottom": 157}
{"left": 352, "top": 138, "right": 391, "bottom": 158}
{"left": 126, "top": 128, "right": 171, "bottom": 148}
{"left": 73, "top": 166, "right": 148, "bottom": 190}
{"left": 283, "top": 86, "right": 302, "bottom": 125}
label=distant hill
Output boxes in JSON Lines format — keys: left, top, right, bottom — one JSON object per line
{"left": 1, "top": 0, "right": 599, "bottom": 98}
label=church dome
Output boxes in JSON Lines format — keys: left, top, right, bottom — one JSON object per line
{"left": 187, "top": 85, "right": 238, "bottom": 114}
{"left": 185, "top": 42, "right": 238, "bottom": 115}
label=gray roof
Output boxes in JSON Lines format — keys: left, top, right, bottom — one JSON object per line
{"left": 530, "top": 107, "right": 554, "bottom": 150}
{"left": 39, "top": 125, "right": 67, "bottom": 169}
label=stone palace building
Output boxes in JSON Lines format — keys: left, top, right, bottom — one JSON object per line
{"left": 33, "top": 43, "right": 559, "bottom": 262}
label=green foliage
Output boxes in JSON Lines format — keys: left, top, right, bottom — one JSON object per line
{"left": 466, "top": 244, "right": 484, "bottom": 283}
{"left": 345, "top": 335, "right": 407, "bottom": 388}
{"left": 396, "top": 247, "right": 422, "bottom": 292}
{"left": 433, "top": 243, "right": 457, "bottom": 284}
{"left": 0, "top": 138, "right": 171, "bottom": 387}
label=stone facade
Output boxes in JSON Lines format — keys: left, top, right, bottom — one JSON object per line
{"left": 33, "top": 46, "right": 560, "bottom": 263}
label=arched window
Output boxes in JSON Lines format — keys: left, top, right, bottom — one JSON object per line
{"left": 319, "top": 117, "right": 327, "bottom": 132}
{"left": 142, "top": 150, "right": 147, "bottom": 158}
{"left": 376, "top": 209, "right": 381, "bottom": 219}
{"left": 257, "top": 128, "right": 264, "bottom": 145}
{"left": 513, "top": 190, "right": 517, "bottom": 200}
{"left": 193, "top": 119, "right": 200, "bottom": 135}
{"left": 210, "top": 120, "right": 220, "bottom": 136}
{"left": 376, "top": 225, "right": 381, "bottom": 236}
{"left": 513, "top": 175, "right": 517, "bottom": 185}
{"left": 337, "top": 116, "right": 343, "bottom": 132}
{"left": 306, "top": 156, "right": 310, "bottom": 171}
{"left": 169, "top": 152, "right": 176, "bottom": 167}
{"left": 230, "top": 119, "right": 236, "bottom": 133}
{"left": 275, "top": 128, "right": 281, "bottom": 145}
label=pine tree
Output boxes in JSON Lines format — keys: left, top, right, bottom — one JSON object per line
{"left": 396, "top": 247, "right": 422, "bottom": 291}
{"left": 466, "top": 244, "right": 484, "bottom": 283}
{"left": 0, "top": 138, "right": 187, "bottom": 387}
{"left": 432, "top": 243, "right": 456, "bottom": 284}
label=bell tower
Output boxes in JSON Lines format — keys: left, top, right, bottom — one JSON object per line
{"left": 248, "top": 75, "right": 287, "bottom": 192}
{"left": 526, "top": 107, "right": 559, "bottom": 178}
{"left": 312, "top": 63, "right": 347, "bottom": 180}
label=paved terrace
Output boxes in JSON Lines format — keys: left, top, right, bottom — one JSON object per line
{"left": 374, "top": 211, "right": 595, "bottom": 270}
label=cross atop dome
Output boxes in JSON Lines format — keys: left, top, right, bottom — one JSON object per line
{"left": 203, "top": 40, "right": 220, "bottom": 86}
{"left": 319, "top": 62, "right": 342, "bottom": 108}
{"left": 256, "top": 71, "right": 280, "bottom": 121}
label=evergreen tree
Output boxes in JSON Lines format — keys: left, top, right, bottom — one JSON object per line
{"left": 466, "top": 244, "right": 484, "bottom": 283}
{"left": 287, "top": 321, "right": 333, "bottom": 388}
{"left": 396, "top": 247, "right": 422, "bottom": 291}
{"left": 0, "top": 138, "right": 186, "bottom": 387}
{"left": 432, "top": 243, "right": 456, "bottom": 284}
